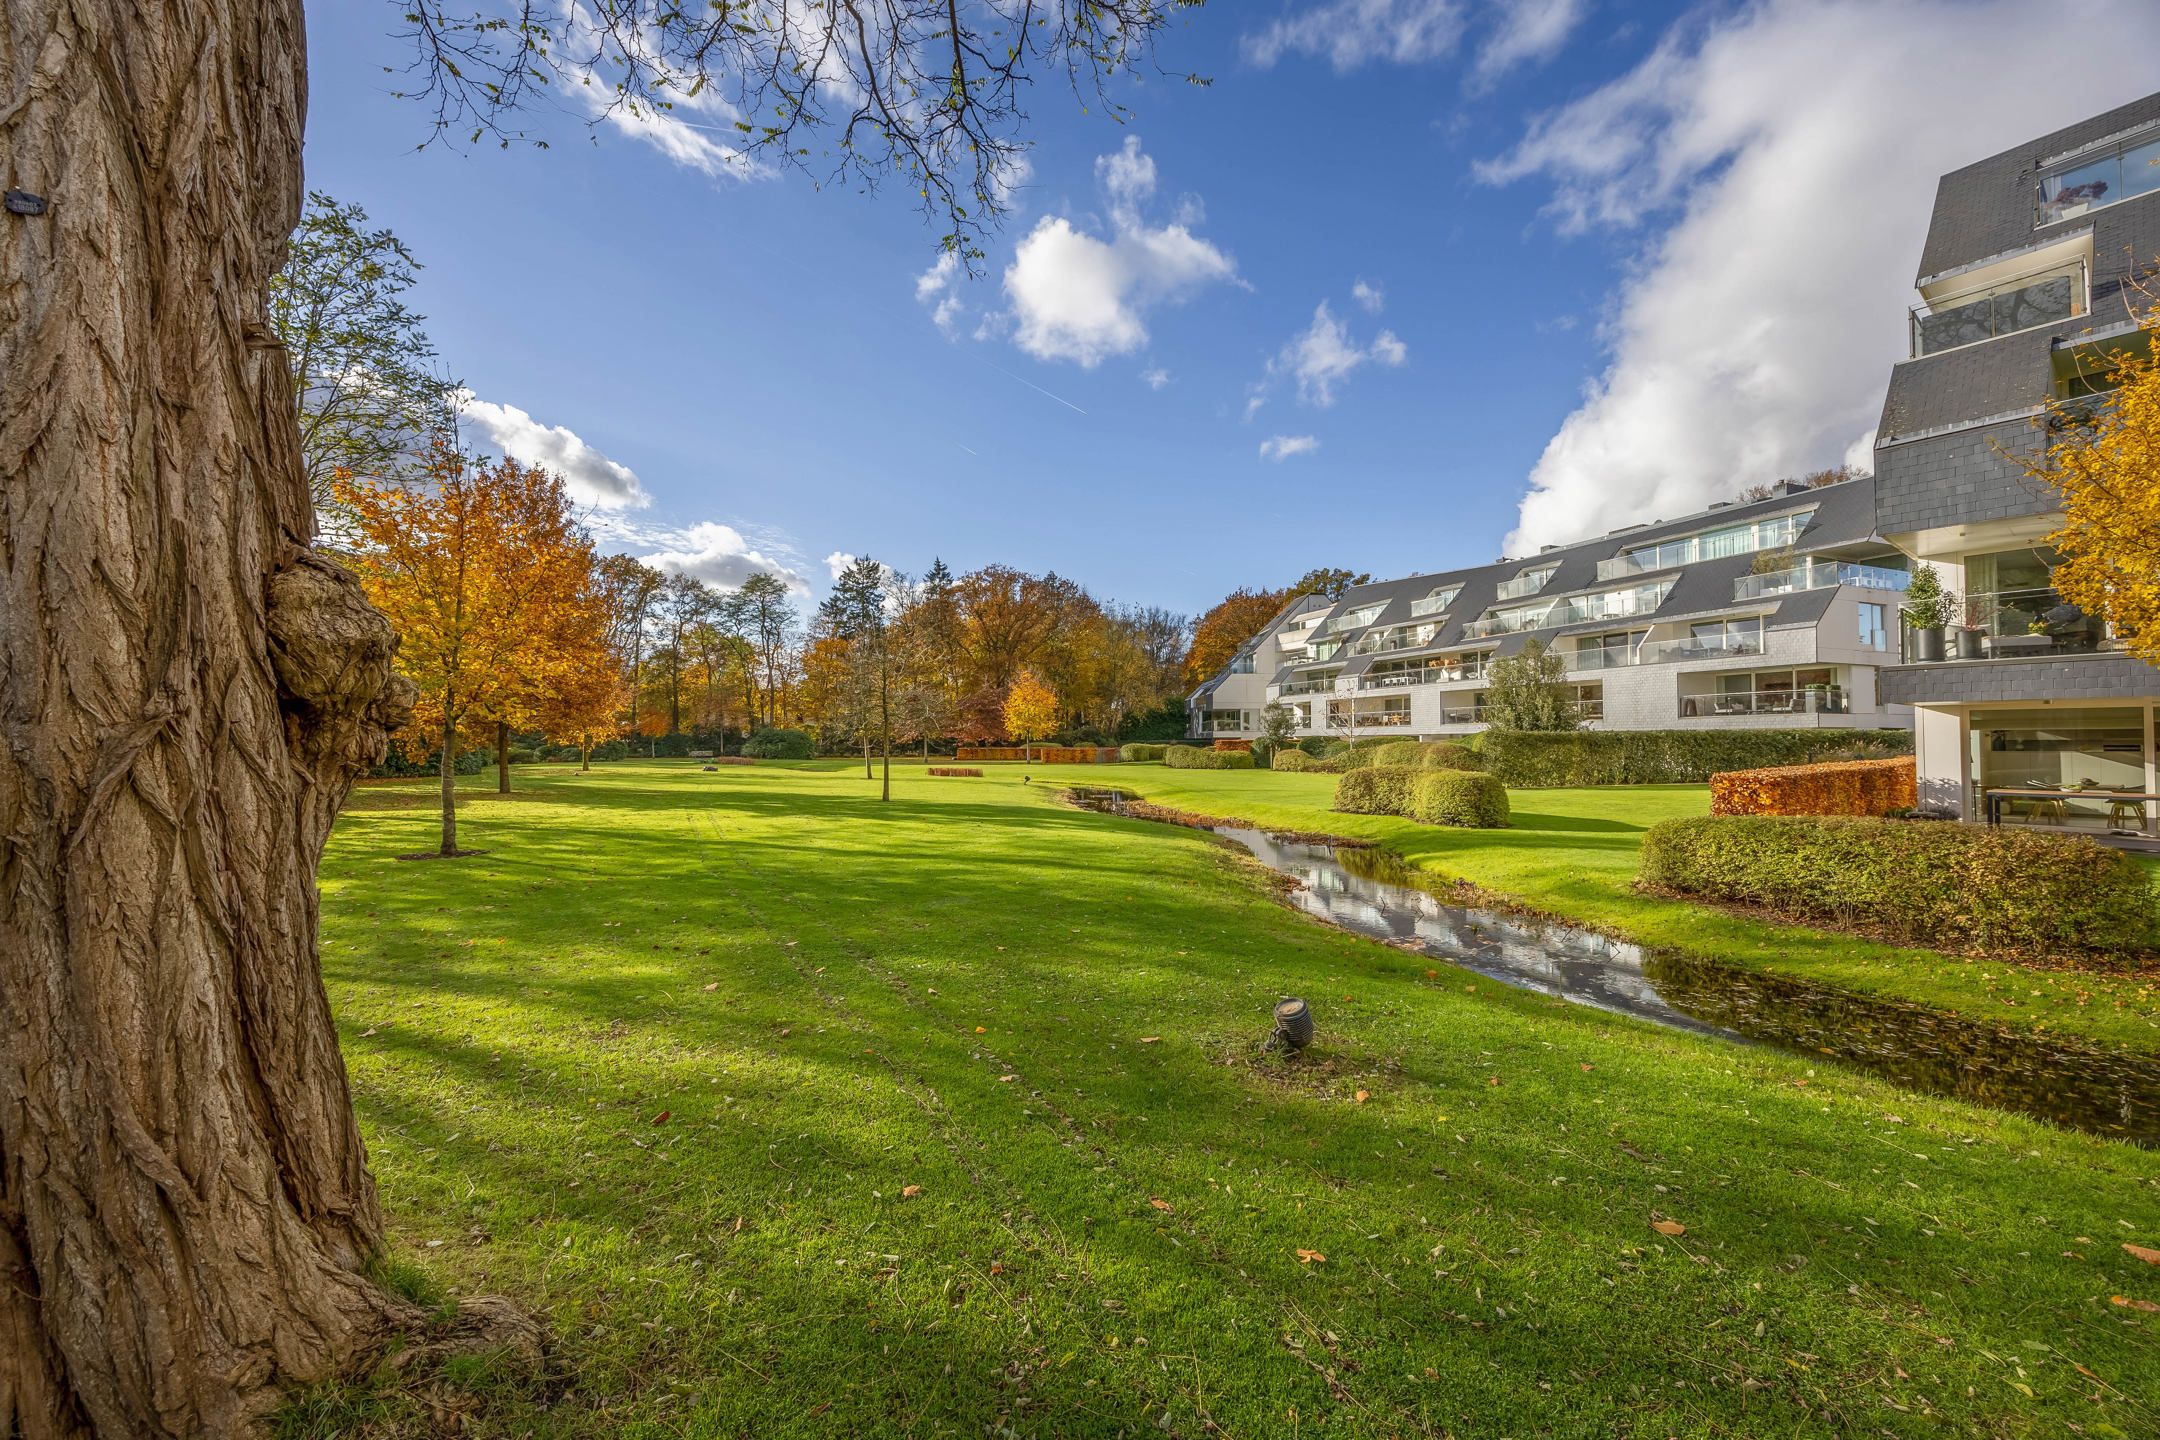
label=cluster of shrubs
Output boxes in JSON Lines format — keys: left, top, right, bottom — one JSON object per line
{"left": 1163, "top": 744, "right": 1256, "bottom": 770}
{"left": 1709, "top": 757, "right": 1917, "bottom": 817}
{"left": 1639, "top": 815, "right": 2156, "bottom": 958}
{"left": 1269, "top": 749, "right": 1332, "bottom": 773}
{"left": 1475, "top": 728, "right": 1911, "bottom": 788}
{"left": 1331, "top": 764, "right": 1510, "bottom": 828}
{"left": 741, "top": 727, "right": 816, "bottom": 759}
{"left": 1119, "top": 743, "right": 1170, "bottom": 762}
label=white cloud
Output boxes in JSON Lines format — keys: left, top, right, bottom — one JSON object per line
{"left": 1002, "top": 138, "right": 1239, "bottom": 366}
{"left": 824, "top": 550, "right": 855, "bottom": 582}
{"left": 454, "top": 392, "right": 649, "bottom": 511}
{"left": 1243, "top": 0, "right": 1465, "bottom": 71}
{"left": 1260, "top": 301, "right": 1409, "bottom": 408}
{"left": 1351, "top": 279, "right": 1385, "bottom": 313}
{"left": 638, "top": 522, "right": 809, "bottom": 594}
{"left": 1141, "top": 368, "right": 1172, "bottom": 390}
{"left": 1260, "top": 435, "right": 1322, "bottom": 462}
{"left": 1479, "top": 0, "right": 2160, "bottom": 552}
{"left": 1473, "top": 0, "right": 1590, "bottom": 82}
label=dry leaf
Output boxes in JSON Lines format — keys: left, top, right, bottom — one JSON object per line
{"left": 2125, "top": 1242, "right": 2160, "bottom": 1266}
{"left": 1149, "top": 1198, "right": 1174, "bottom": 1212}
{"left": 1488, "top": 1076, "right": 1501, "bottom": 1087}
{"left": 777, "top": 1027, "right": 791, "bottom": 1037}
{"left": 1296, "top": 1248, "right": 1327, "bottom": 1264}
{"left": 974, "top": 1026, "right": 987, "bottom": 1034}
{"left": 702, "top": 982, "right": 719, "bottom": 992}
{"left": 1139, "top": 1036, "right": 1162, "bottom": 1045}
{"left": 650, "top": 1110, "right": 671, "bottom": 1126}
{"left": 1354, "top": 1090, "right": 1369, "bottom": 1104}
{"left": 989, "top": 1261, "right": 1005, "bottom": 1275}
{"left": 1651, "top": 1219, "right": 1686, "bottom": 1237}
{"left": 2110, "top": 1295, "right": 2159, "bottom": 1312}
{"left": 901, "top": 1184, "right": 922, "bottom": 1199}
{"left": 998, "top": 1074, "right": 1017, "bottom": 1083}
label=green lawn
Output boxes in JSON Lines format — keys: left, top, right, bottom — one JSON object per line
{"left": 304, "top": 760, "right": 2160, "bottom": 1438}
{"left": 1021, "top": 761, "right": 2160, "bottom": 1056}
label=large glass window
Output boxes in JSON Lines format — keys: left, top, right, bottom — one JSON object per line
{"left": 2037, "top": 133, "right": 2160, "bottom": 225}
{"left": 1858, "top": 601, "right": 1888, "bottom": 651}
{"left": 1971, "top": 706, "right": 2150, "bottom": 829}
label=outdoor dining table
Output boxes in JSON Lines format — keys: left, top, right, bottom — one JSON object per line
{"left": 1982, "top": 787, "right": 2160, "bottom": 830}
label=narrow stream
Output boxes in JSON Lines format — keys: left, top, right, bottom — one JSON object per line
{"left": 1069, "top": 789, "right": 2159, "bottom": 1145}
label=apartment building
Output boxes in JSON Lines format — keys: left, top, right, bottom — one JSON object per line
{"left": 1189, "top": 475, "right": 1912, "bottom": 742}
{"left": 1871, "top": 92, "right": 2160, "bottom": 827}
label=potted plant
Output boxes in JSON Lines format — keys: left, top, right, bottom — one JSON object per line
{"left": 1901, "top": 563, "right": 1951, "bottom": 662}
{"left": 1954, "top": 596, "right": 1988, "bottom": 660}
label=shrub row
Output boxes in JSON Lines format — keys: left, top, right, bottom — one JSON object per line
{"left": 1164, "top": 744, "right": 1256, "bottom": 770}
{"left": 1331, "top": 765, "right": 1420, "bottom": 815}
{"left": 1269, "top": 750, "right": 1335, "bottom": 773}
{"left": 1370, "top": 739, "right": 1481, "bottom": 772}
{"left": 1119, "top": 743, "right": 1169, "bottom": 762}
{"left": 1710, "top": 757, "right": 1917, "bottom": 817}
{"left": 741, "top": 727, "right": 816, "bottom": 759}
{"left": 928, "top": 767, "right": 983, "bottom": 777}
{"left": 1411, "top": 771, "right": 1510, "bottom": 828}
{"left": 1638, "top": 815, "right": 2156, "bottom": 957}
{"left": 1475, "top": 728, "right": 1912, "bottom": 788}
{"left": 956, "top": 746, "right": 1120, "bottom": 763}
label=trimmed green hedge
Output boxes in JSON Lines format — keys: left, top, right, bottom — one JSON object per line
{"left": 1639, "top": 815, "right": 2157, "bottom": 958}
{"left": 1411, "top": 771, "right": 1510, "bottom": 828}
{"left": 1119, "top": 743, "right": 1169, "bottom": 762}
{"left": 1371, "top": 739, "right": 1483, "bottom": 772}
{"left": 1164, "top": 744, "right": 1255, "bottom": 770}
{"left": 741, "top": 727, "right": 815, "bottom": 759}
{"left": 1474, "top": 729, "right": 1911, "bottom": 788}
{"left": 1331, "top": 765, "right": 1419, "bottom": 815}
{"left": 1270, "top": 750, "right": 1332, "bottom": 773}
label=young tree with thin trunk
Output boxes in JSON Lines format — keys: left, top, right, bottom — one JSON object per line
{"left": 734, "top": 573, "right": 798, "bottom": 729}
{"left": 827, "top": 557, "right": 898, "bottom": 800}
{"left": 0, "top": 3, "right": 1195, "bottom": 1430}
{"left": 596, "top": 553, "right": 667, "bottom": 739}
{"left": 1003, "top": 672, "right": 1061, "bottom": 765}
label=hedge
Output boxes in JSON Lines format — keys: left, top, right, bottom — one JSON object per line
{"left": 1331, "top": 765, "right": 1419, "bottom": 816}
{"left": 1411, "top": 771, "right": 1510, "bottom": 828}
{"left": 928, "top": 767, "right": 983, "bottom": 777}
{"left": 957, "top": 746, "right": 1119, "bottom": 763}
{"left": 1710, "top": 757, "right": 1917, "bottom": 817}
{"left": 1164, "top": 744, "right": 1256, "bottom": 770}
{"left": 1269, "top": 750, "right": 1332, "bottom": 773}
{"left": 1370, "top": 739, "right": 1483, "bottom": 772}
{"left": 1473, "top": 728, "right": 1912, "bottom": 788}
{"left": 1638, "top": 815, "right": 2157, "bottom": 958}
{"left": 741, "top": 727, "right": 815, "bottom": 759}
{"left": 1119, "top": 743, "right": 1169, "bottom": 762}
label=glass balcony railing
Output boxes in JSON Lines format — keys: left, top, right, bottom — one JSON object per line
{"left": 2036, "top": 134, "right": 2160, "bottom": 226}
{"left": 1495, "top": 569, "right": 1555, "bottom": 601}
{"left": 1636, "top": 632, "right": 1765, "bottom": 665}
{"left": 1570, "top": 646, "right": 1641, "bottom": 672}
{"left": 1408, "top": 591, "right": 1458, "bottom": 617}
{"left": 1598, "top": 512, "right": 1815, "bottom": 581}
{"left": 1678, "top": 687, "right": 1847, "bottom": 718}
{"left": 1438, "top": 704, "right": 1487, "bottom": 726}
{"left": 1732, "top": 560, "right": 1911, "bottom": 602}
{"left": 1910, "top": 263, "right": 2084, "bottom": 358}
{"left": 1358, "top": 666, "right": 1457, "bottom": 690}
{"left": 1351, "top": 624, "right": 1441, "bottom": 656}
{"left": 1276, "top": 675, "right": 1338, "bottom": 696}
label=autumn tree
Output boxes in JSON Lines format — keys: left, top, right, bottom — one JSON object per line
{"left": 2024, "top": 305, "right": 2160, "bottom": 661}
{"left": 596, "top": 553, "right": 667, "bottom": 736}
{"left": 1188, "top": 586, "right": 1291, "bottom": 684}
{"left": 1290, "top": 567, "right": 1372, "bottom": 600}
{"left": 1003, "top": 671, "right": 1061, "bottom": 763}
{"left": 338, "top": 449, "right": 601, "bottom": 851}
{"left": 0, "top": 2, "right": 1195, "bottom": 1429}
{"left": 732, "top": 572, "right": 799, "bottom": 729}
{"left": 654, "top": 573, "right": 716, "bottom": 735}
{"left": 268, "top": 191, "right": 455, "bottom": 541}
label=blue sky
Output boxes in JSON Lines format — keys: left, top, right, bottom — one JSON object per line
{"left": 300, "top": 1, "right": 2160, "bottom": 616}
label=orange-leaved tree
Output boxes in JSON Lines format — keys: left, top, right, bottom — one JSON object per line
{"left": 2023, "top": 301, "right": 2160, "bottom": 663}
{"left": 1002, "top": 670, "right": 1060, "bottom": 763}
{"left": 337, "top": 446, "right": 602, "bottom": 853}
{"left": 1187, "top": 586, "right": 1290, "bottom": 684}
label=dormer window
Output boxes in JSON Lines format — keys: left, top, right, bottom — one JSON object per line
{"left": 2036, "top": 126, "right": 2160, "bottom": 226}
{"left": 1495, "top": 566, "right": 1556, "bottom": 601}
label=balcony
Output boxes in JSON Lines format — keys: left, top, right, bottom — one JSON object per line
{"left": 1637, "top": 632, "right": 1765, "bottom": 665}
{"left": 1679, "top": 687, "right": 1848, "bottom": 718}
{"left": 1495, "top": 569, "right": 1555, "bottom": 601}
{"left": 1570, "top": 645, "right": 1641, "bottom": 672}
{"left": 1597, "top": 511, "right": 1816, "bottom": 581}
{"left": 1733, "top": 560, "right": 1911, "bottom": 602}
{"left": 1277, "top": 676, "right": 1338, "bottom": 696}
{"left": 1358, "top": 667, "right": 1444, "bottom": 690}
{"left": 2035, "top": 132, "right": 2160, "bottom": 226}
{"left": 1438, "top": 704, "right": 1487, "bottom": 726}
{"left": 1909, "top": 586, "right": 2120, "bottom": 661}
{"left": 1408, "top": 591, "right": 1458, "bottom": 617}
{"left": 1351, "top": 624, "right": 1441, "bottom": 656}
{"left": 1909, "top": 261, "right": 2084, "bottom": 358}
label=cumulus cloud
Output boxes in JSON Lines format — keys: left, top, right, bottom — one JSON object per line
{"left": 1001, "top": 137, "right": 1240, "bottom": 366}
{"left": 1258, "top": 301, "right": 1409, "bottom": 408}
{"left": 1140, "top": 367, "right": 1172, "bottom": 390}
{"left": 455, "top": 392, "right": 649, "bottom": 511}
{"left": 1260, "top": 435, "right": 1322, "bottom": 462}
{"left": 1473, "top": 0, "right": 1590, "bottom": 83}
{"left": 637, "top": 522, "right": 809, "bottom": 593}
{"left": 915, "top": 252, "right": 969, "bottom": 334}
{"left": 1479, "top": 0, "right": 2160, "bottom": 552}
{"left": 1243, "top": 0, "right": 1465, "bottom": 71}
{"left": 1351, "top": 278, "right": 1385, "bottom": 313}
{"left": 824, "top": 550, "right": 856, "bottom": 582}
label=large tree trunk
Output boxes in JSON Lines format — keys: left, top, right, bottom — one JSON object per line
{"left": 0, "top": 4, "right": 437, "bottom": 1431}
{"left": 440, "top": 712, "right": 459, "bottom": 855}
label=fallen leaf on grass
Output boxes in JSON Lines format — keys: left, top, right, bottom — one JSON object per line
{"left": 1354, "top": 1090, "right": 1369, "bottom": 1104}
{"left": 2125, "top": 1242, "right": 2160, "bottom": 1266}
{"left": 998, "top": 1075, "right": 1017, "bottom": 1083}
{"left": 1149, "top": 1198, "right": 1174, "bottom": 1213}
{"left": 2110, "top": 1295, "right": 2159, "bottom": 1312}
{"left": 989, "top": 1262, "right": 1005, "bottom": 1275}
{"left": 1296, "top": 1249, "right": 1327, "bottom": 1264}
{"left": 1488, "top": 1077, "right": 1501, "bottom": 1087}
{"left": 777, "top": 1028, "right": 791, "bottom": 1038}
{"left": 901, "top": 1185, "right": 922, "bottom": 1199}
{"left": 1139, "top": 1036, "right": 1161, "bottom": 1045}
{"left": 1651, "top": 1219, "right": 1686, "bottom": 1237}
{"left": 975, "top": 1026, "right": 987, "bottom": 1034}
{"left": 650, "top": 1111, "right": 671, "bottom": 1126}
{"left": 702, "top": 982, "right": 720, "bottom": 992}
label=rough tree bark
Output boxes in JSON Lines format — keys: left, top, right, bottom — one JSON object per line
{"left": 0, "top": 3, "right": 491, "bottom": 1433}
{"left": 439, "top": 708, "right": 458, "bottom": 855}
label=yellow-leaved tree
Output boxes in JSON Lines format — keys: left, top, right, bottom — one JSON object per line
{"left": 1002, "top": 670, "right": 1060, "bottom": 764}
{"left": 2025, "top": 302, "right": 2160, "bottom": 663}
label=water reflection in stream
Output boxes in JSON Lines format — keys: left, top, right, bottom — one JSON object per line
{"left": 1070, "top": 789, "right": 2158, "bottom": 1145}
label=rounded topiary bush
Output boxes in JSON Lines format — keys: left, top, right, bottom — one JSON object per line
{"left": 1330, "top": 764, "right": 1418, "bottom": 816}
{"left": 1270, "top": 749, "right": 1325, "bottom": 773}
{"left": 741, "top": 727, "right": 815, "bottom": 759}
{"left": 1164, "top": 744, "right": 1255, "bottom": 770}
{"left": 1638, "top": 815, "right": 2157, "bottom": 958}
{"left": 1119, "top": 743, "right": 1169, "bottom": 763}
{"left": 1410, "top": 770, "right": 1509, "bottom": 828}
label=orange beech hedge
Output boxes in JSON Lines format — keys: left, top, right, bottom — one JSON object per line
{"left": 928, "top": 767, "right": 984, "bottom": 777}
{"left": 956, "top": 746, "right": 1119, "bottom": 763}
{"left": 1709, "top": 757, "right": 1916, "bottom": 817}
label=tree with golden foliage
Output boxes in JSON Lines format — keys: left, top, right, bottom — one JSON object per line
{"left": 2024, "top": 305, "right": 2160, "bottom": 663}
{"left": 336, "top": 446, "right": 603, "bottom": 854}
{"left": 1002, "top": 671, "right": 1061, "bottom": 763}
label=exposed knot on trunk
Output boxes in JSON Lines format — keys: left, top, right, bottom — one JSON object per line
{"left": 266, "top": 551, "right": 413, "bottom": 778}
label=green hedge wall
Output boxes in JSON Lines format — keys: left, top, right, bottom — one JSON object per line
{"left": 1639, "top": 815, "right": 2156, "bottom": 958}
{"left": 1164, "top": 745, "right": 1256, "bottom": 770}
{"left": 1473, "top": 728, "right": 1911, "bottom": 788}
{"left": 741, "top": 727, "right": 816, "bottom": 759}
{"left": 1331, "top": 765, "right": 1419, "bottom": 815}
{"left": 1270, "top": 750, "right": 1333, "bottom": 773}
{"left": 1371, "top": 739, "right": 1484, "bottom": 772}
{"left": 1411, "top": 771, "right": 1510, "bottom": 828}
{"left": 1119, "top": 743, "right": 1169, "bottom": 762}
